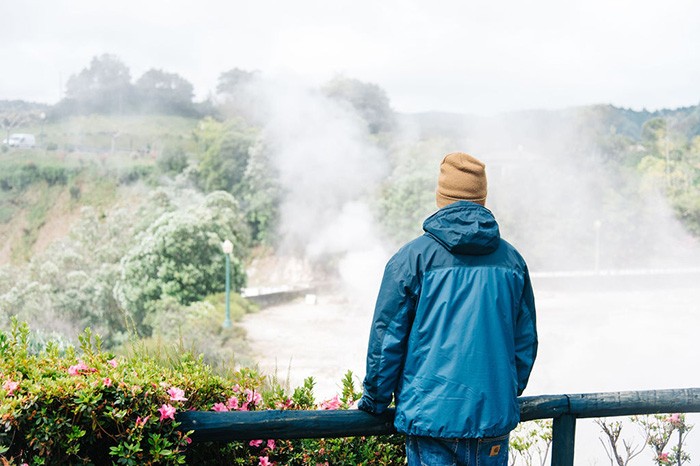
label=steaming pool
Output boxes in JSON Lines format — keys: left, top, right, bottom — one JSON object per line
{"left": 240, "top": 275, "right": 700, "bottom": 464}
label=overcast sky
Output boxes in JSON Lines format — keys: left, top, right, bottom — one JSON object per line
{"left": 1, "top": 0, "right": 699, "bottom": 115}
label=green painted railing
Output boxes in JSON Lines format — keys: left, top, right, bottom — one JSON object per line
{"left": 178, "top": 387, "right": 700, "bottom": 465}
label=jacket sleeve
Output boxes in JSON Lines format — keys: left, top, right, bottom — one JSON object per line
{"left": 515, "top": 268, "right": 538, "bottom": 396}
{"left": 357, "top": 253, "right": 417, "bottom": 414}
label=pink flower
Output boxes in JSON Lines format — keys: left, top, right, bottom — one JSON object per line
{"left": 249, "top": 439, "right": 263, "bottom": 447}
{"left": 226, "top": 396, "right": 239, "bottom": 410}
{"left": 107, "top": 358, "right": 118, "bottom": 368}
{"left": 103, "top": 378, "right": 112, "bottom": 387}
{"left": 158, "top": 403, "right": 176, "bottom": 422}
{"left": 3, "top": 380, "right": 19, "bottom": 396}
{"left": 212, "top": 403, "right": 229, "bottom": 412}
{"left": 658, "top": 452, "right": 669, "bottom": 461}
{"left": 244, "top": 389, "right": 262, "bottom": 406}
{"left": 667, "top": 413, "right": 681, "bottom": 425}
{"left": 259, "top": 456, "right": 272, "bottom": 466}
{"left": 68, "top": 361, "right": 87, "bottom": 376}
{"left": 135, "top": 415, "right": 150, "bottom": 427}
{"left": 320, "top": 395, "right": 341, "bottom": 410}
{"left": 267, "top": 439, "right": 275, "bottom": 450}
{"left": 275, "top": 398, "right": 294, "bottom": 410}
{"left": 232, "top": 384, "right": 241, "bottom": 393}
{"left": 167, "top": 387, "right": 188, "bottom": 402}
{"left": 67, "top": 360, "right": 95, "bottom": 376}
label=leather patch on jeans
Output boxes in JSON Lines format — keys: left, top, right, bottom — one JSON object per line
{"left": 489, "top": 445, "right": 501, "bottom": 456}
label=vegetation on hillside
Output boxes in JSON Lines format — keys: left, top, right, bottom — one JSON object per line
{"left": 1, "top": 52, "right": 699, "bottom": 379}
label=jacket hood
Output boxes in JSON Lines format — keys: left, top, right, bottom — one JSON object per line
{"left": 422, "top": 201, "right": 500, "bottom": 255}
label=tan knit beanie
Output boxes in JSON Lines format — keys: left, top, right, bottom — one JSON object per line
{"left": 436, "top": 152, "right": 487, "bottom": 208}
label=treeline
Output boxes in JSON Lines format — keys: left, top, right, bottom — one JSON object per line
{"left": 51, "top": 54, "right": 204, "bottom": 117}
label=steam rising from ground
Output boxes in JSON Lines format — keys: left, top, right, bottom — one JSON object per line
{"left": 240, "top": 75, "right": 391, "bottom": 301}
{"left": 399, "top": 111, "right": 700, "bottom": 271}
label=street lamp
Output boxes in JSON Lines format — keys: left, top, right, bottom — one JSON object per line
{"left": 222, "top": 239, "right": 233, "bottom": 328}
{"left": 39, "top": 112, "right": 46, "bottom": 147}
{"left": 593, "top": 220, "right": 602, "bottom": 274}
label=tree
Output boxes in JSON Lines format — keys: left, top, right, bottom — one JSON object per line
{"left": 0, "top": 199, "right": 167, "bottom": 347}
{"left": 376, "top": 139, "right": 450, "bottom": 245}
{"left": 114, "top": 191, "right": 251, "bottom": 336}
{"left": 322, "top": 76, "right": 395, "bottom": 134}
{"left": 192, "top": 118, "right": 280, "bottom": 244}
{"left": 135, "top": 69, "right": 196, "bottom": 116}
{"left": 156, "top": 145, "right": 189, "bottom": 176}
{"left": 595, "top": 419, "right": 644, "bottom": 466}
{"left": 216, "top": 68, "right": 259, "bottom": 96}
{"left": 238, "top": 139, "right": 280, "bottom": 244}
{"left": 193, "top": 117, "right": 259, "bottom": 194}
{"left": 216, "top": 68, "right": 261, "bottom": 121}
{"left": 61, "top": 54, "right": 134, "bottom": 114}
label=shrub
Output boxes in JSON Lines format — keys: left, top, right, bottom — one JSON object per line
{"left": 0, "top": 321, "right": 404, "bottom": 465}
{"left": 0, "top": 164, "right": 72, "bottom": 191}
{"left": 69, "top": 185, "right": 81, "bottom": 200}
{"left": 156, "top": 146, "right": 189, "bottom": 176}
{"left": 119, "top": 165, "right": 154, "bottom": 185}
{"left": 114, "top": 191, "right": 251, "bottom": 336}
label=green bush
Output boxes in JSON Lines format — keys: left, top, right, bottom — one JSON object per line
{"left": 114, "top": 191, "right": 251, "bottom": 336}
{"left": 156, "top": 146, "right": 189, "bottom": 176}
{"left": 119, "top": 165, "right": 154, "bottom": 185}
{"left": 0, "top": 321, "right": 404, "bottom": 465}
{"left": 0, "top": 164, "right": 71, "bottom": 191}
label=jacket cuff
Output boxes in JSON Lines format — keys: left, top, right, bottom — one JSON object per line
{"left": 357, "top": 396, "right": 378, "bottom": 414}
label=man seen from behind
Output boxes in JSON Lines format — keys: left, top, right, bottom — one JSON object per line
{"left": 357, "top": 152, "right": 538, "bottom": 466}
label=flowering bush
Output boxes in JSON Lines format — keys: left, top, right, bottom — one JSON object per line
{"left": 0, "top": 321, "right": 403, "bottom": 465}
{"left": 632, "top": 413, "right": 693, "bottom": 465}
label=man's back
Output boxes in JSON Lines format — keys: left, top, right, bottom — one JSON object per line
{"left": 359, "top": 201, "right": 537, "bottom": 438}
{"left": 358, "top": 152, "right": 538, "bottom": 465}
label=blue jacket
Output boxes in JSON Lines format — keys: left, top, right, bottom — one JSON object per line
{"left": 357, "top": 201, "right": 537, "bottom": 438}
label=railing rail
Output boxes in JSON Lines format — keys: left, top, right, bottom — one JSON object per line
{"left": 178, "top": 387, "right": 700, "bottom": 465}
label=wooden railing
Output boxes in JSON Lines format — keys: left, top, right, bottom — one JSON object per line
{"left": 178, "top": 387, "right": 700, "bottom": 465}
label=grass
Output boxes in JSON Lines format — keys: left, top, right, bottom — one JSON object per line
{"left": 116, "top": 292, "right": 259, "bottom": 374}
{"left": 0, "top": 190, "right": 16, "bottom": 224}
{"left": 10, "top": 182, "right": 59, "bottom": 262}
{"left": 75, "top": 172, "right": 118, "bottom": 209}
{"left": 204, "top": 291, "right": 258, "bottom": 323}
{"left": 16, "top": 114, "right": 201, "bottom": 155}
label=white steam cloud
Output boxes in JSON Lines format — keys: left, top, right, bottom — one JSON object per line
{"left": 241, "top": 75, "right": 391, "bottom": 300}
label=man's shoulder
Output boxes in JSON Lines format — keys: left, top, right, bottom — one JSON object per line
{"left": 383, "top": 234, "right": 436, "bottom": 272}
{"left": 393, "top": 234, "right": 437, "bottom": 257}
{"left": 497, "top": 238, "right": 527, "bottom": 262}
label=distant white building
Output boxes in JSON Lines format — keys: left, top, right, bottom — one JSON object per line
{"left": 2, "top": 133, "right": 36, "bottom": 148}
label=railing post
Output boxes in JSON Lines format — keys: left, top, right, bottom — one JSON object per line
{"left": 551, "top": 414, "right": 576, "bottom": 466}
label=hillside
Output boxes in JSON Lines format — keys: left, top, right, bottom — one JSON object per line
{"left": 0, "top": 104, "right": 698, "bottom": 360}
{"left": 3, "top": 104, "right": 700, "bottom": 267}
{"left": 0, "top": 114, "right": 203, "bottom": 264}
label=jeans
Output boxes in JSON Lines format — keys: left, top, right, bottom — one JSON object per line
{"left": 406, "top": 434, "right": 509, "bottom": 466}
